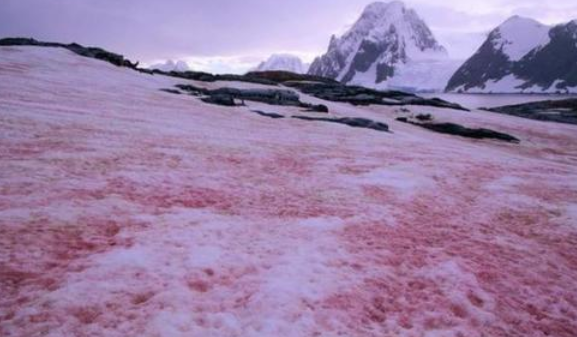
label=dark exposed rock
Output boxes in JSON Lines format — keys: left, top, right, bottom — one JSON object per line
{"left": 283, "top": 81, "right": 468, "bottom": 111}
{"left": 293, "top": 116, "right": 389, "bottom": 132}
{"left": 201, "top": 94, "right": 236, "bottom": 107}
{"left": 415, "top": 114, "right": 433, "bottom": 121}
{"left": 402, "top": 97, "right": 467, "bottom": 111}
{"left": 397, "top": 119, "right": 519, "bottom": 143}
{"left": 482, "top": 98, "right": 577, "bottom": 125}
{"left": 303, "top": 104, "right": 330, "bottom": 113}
{"left": 157, "top": 70, "right": 339, "bottom": 87}
{"left": 244, "top": 71, "right": 338, "bottom": 84}
{"left": 0, "top": 37, "right": 139, "bottom": 69}
{"left": 138, "top": 69, "right": 156, "bottom": 75}
{"left": 176, "top": 84, "right": 303, "bottom": 107}
{"left": 211, "top": 88, "right": 301, "bottom": 106}
{"left": 154, "top": 70, "right": 278, "bottom": 86}
{"left": 251, "top": 110, "right": 285, "bottom": 119}
{"left": 159, "top": 88, "right": 182, "bottom": 95}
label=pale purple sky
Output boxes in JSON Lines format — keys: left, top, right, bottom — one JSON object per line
{"left": 1, "top": 0, "right": 576, "bottom": 73}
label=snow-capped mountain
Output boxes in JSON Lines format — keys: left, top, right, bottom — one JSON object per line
{"left": 149, "top": 60, "right": 190, "bottom": 72}
{"left": 308, "top": 1, "right": 456, "bottom": 92}
{"left": 446, "top": 17, "right": 577, "bottom": 93}
{"left": 255, "top": 54, "right": 309, "bottom": 74}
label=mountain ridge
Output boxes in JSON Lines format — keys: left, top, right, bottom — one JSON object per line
{"left": 446, "top": 16, "right": 577, "bottom": 93}
{"left": 308, "top": 1, "right": 456, "bottom": 92}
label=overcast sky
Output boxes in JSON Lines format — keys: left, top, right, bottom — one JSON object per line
{"left": 1, "top": 0, "right": 576, "bottom": 73}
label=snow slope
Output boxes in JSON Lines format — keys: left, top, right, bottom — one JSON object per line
{"left": 2, "top": 46, "right": 577, "bottom": 337}
{"left": 255, "top": 54, "right": 308, "bottom": 74}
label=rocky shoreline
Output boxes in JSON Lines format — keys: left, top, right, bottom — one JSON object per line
{"left": 483, "top": 98, "right": 577, "bottom": 125}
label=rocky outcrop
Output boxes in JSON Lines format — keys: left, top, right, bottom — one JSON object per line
{"left": 284, "top": 81, "right": 468, "bottom": 111}
{"left": 175, "top": 84, "right": 307, "bottom": 107}
{"left": 213, "top": 88, "right": 301, "bottom": 106}
{"left": 201, "top": 94, "right": 236, "bottom": 107}
{"left": 397, "top": 119, "right": 519, "bottom": 143}
{"left": 483, "top": 98, "right": 577, "bottom": 125}
{"left": 244, "top": 71, "right": 339, "bottom": 85}
{"left": 154, "top": 70, "right": 278, "bottom": 85}
{"left": 293, "top": 116, "right": 390, "bottom": 132}
{"left": 251, "top": 110, "right": 285, "bottom": 119}
{"left": 0, "top": 37, "right": 139, "bottom": 69}
{"left": 305, "top": 104, "right": 330, "bottom": 113}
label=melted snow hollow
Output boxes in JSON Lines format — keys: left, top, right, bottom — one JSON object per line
{"left": 2, "top": 46, "right": 577, "bottom": 337}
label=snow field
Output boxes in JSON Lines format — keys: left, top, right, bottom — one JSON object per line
{"left": 1, "top": 46, "right": 577, "bottom": 336}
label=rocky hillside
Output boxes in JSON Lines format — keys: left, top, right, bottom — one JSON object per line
{"left": 446, "top": 17, "right": 577, "bottom": 93}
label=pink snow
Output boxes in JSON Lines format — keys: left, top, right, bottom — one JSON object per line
{"left": 1, "top": 46, "right": 577, "bottom": 337}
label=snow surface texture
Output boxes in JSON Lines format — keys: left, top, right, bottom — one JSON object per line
{"left": 255, "top": 54, "right": 309, "bottom": 74}
{"left": 2, "top": 46, "right": 577, "bottom": 337}
{"left": 309, "top": 1, "right": 454, "bottom": 92}
{"left": 149, "top": 60, "right": 190, "bottom": 72}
